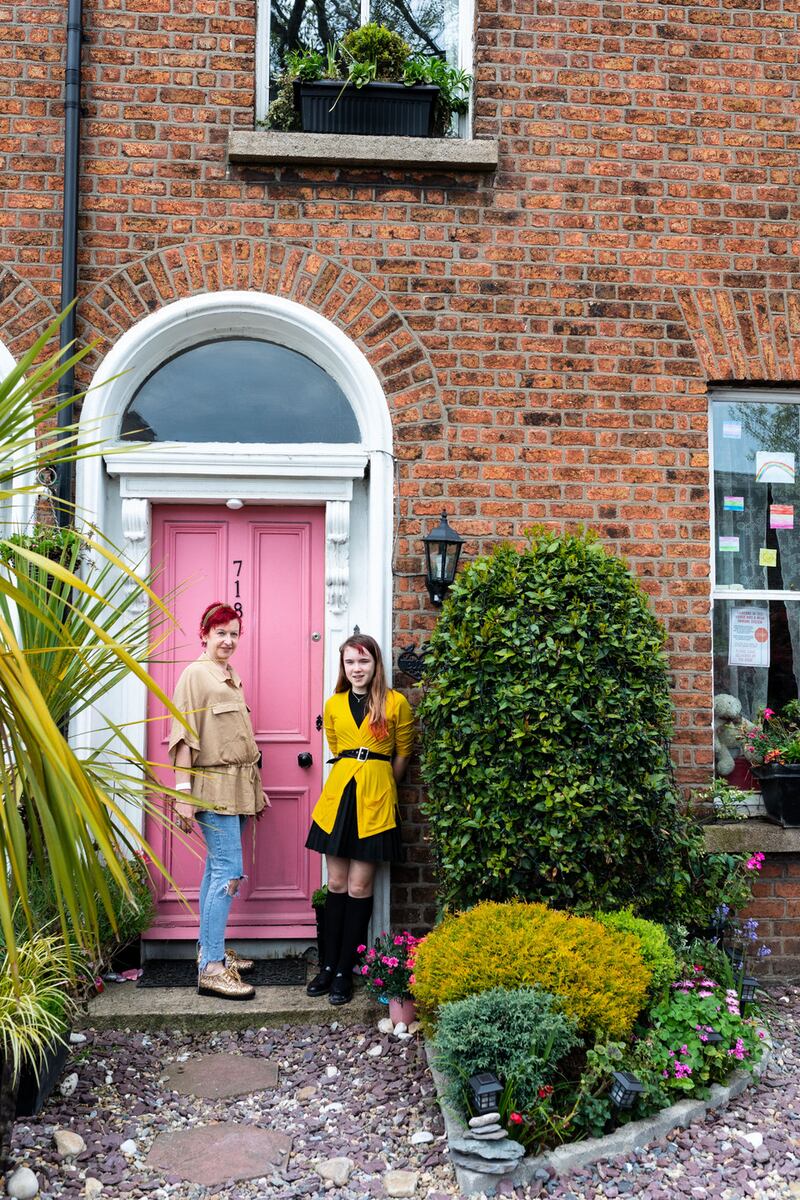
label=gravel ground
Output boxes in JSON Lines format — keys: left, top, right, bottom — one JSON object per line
{"left": 6, "top": 982, "right": 800, "bottom": 1200}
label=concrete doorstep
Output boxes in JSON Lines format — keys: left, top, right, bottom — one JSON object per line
{"left": 81, "top": 976, "right": 378, "bottom": 1031}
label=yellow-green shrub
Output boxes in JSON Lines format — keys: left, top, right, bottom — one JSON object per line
{"left": 594, "top": 909, "right": 677, "bottom": 998}
{"left": 412, "top": 901, "right": 651, "bottom": 1040}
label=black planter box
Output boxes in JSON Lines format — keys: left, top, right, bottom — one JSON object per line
{"left": 296, "top": 80, "right": 438, "bottom": 137}
{"left": 753, "top": 764, "right": 800, "bottom": 827}
{"left": 14, "top": 1037, "right": 70, "bottom": 1118}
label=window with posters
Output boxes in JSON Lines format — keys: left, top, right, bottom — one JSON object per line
{"left": 711, "top": 390, "right": 800, "bottom": 778}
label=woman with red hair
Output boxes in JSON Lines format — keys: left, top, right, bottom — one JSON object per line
{"left": 305, "top": 634, "right": 414, "bottom": 1005}
{"left": 170, "top": 601, "right": 269, "bottom": 1001}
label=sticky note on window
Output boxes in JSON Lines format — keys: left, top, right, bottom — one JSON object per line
{"left": 724, "top": 496, "right": 744, "bottom": 511}
{"left": 759, "top": 548, "right": 777, "bottom": 567}
{"left": 719, "top": 536, "right": 740, "bottom": 552}
{"left": 770, "top": 504, "right": 794, "bottom": 529}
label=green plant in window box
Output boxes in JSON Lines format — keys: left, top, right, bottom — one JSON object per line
{"left": 693, "top": 778, "right": 752, "bottom": 823}
{"left": 263, "top": 23, "right": 471, "bottom": 138}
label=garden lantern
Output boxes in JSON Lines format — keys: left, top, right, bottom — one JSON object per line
{"left": 705, "top": 1028, "right": 724, "bottom": 1045}
{"left": 609, "top": 1071, "right": 645, "bottom": 1109}
{"left": 468, "top": 1072, "right": 503, "bottom": 1114}
{"left": 423, "top": 511, "right": 463, "bottom": 605}
{"left": 740, "top": 976, "right": 758, "bottom": 1006}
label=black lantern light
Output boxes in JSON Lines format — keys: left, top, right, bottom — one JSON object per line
{"left": 468, "top": 1071, "right": 503, "bottom": 1114}
{"left": 740, "top": 976, "right": 758, "bottom": 1006}
{"left": 609, "top": 1071, "right": 645, "bottom": 1109}
{"left": 423, "top": 510, "right": 463, "bottom": 606}
{"left": 704, "top": 1028, "right": 724, "bottom": 1045}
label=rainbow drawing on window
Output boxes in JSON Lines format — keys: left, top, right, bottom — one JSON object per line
{"left": 755, "top": 451, "right": 795, "bottom": 483}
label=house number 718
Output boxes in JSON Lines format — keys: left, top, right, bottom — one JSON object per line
{"left": 232, "top": 559, "right": 243, "bottom": 618}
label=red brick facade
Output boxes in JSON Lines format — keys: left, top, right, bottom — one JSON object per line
{"left": 2, "top": 0, "right": 800, "bottom": 965}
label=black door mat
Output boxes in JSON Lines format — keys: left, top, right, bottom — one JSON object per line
{"left": 137, "top": 957, "right": 307, "bottom": 989}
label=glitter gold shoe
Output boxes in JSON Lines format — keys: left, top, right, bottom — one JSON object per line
{"left": 225, "top": 947, "right": 254, "bottom": 973}
{"left": 197, "top": 966, "right": 255, "bottom": 1000}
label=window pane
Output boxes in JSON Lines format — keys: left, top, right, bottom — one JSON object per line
{"left": 370, "top": 0, "right": 459, "bottom": 63}
{"left": 270, "top": 0, "right": 360, "bottom": 81}
{"left": 712, "top": 398, "right": 800, "bottom": 590}
{"left": 121, "top": 338, "right": 360, "bottom": 444}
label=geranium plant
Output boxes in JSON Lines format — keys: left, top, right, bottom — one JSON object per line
{"left": 357, "top": 929, "right": 420, "bottom": 1002}
{"left": 740, "top": 700, "right": 800, "bottom": 766}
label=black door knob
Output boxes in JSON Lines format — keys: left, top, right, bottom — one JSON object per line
{"left": 297, "top": 752, "right": 313, "bottom": 768}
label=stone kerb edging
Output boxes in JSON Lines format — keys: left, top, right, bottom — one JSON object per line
{"left": 424, "top": 1040, "right": 769, "bottom": 1197}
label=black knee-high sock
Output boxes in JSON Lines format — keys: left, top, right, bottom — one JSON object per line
{"left": 322, "top": 889, "right": 348, "bottom": 972}
{"left": 336, "top": 895, "right": 374, "bottom": 976}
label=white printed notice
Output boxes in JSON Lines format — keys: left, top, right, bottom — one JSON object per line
{"left": 723, "top": 421, "right": 742, "bottom": 439}
{"left": 728, "top": 607, "right": 770, "bottom": 668}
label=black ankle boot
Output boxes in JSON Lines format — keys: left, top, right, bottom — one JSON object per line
{"left": 328, "top": 971, "right": 353, "bottom": 1006}
{"left": 306, "top": 965, "right": 334, "bottom": 996}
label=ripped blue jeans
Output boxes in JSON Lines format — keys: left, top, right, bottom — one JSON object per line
{"left": 196, "top": 811, "right": 247, "bottom": 972}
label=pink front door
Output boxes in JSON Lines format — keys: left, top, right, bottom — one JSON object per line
{"left": 144, "top": 503, "right": 325, "bottom": 941}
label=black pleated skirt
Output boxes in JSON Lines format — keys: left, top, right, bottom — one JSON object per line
{"left": 305, "top": 780, "right": 404, "bottom": 863}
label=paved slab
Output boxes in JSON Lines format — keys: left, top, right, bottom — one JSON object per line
{"left": 81, "top": 979, "right": 378, "bottom": 1030}
{"left": 163, "top": 1052, "right": 278, "bottom": 1098}
{"left": 145, "top": 1123, "right": 291, "bottom": 1186}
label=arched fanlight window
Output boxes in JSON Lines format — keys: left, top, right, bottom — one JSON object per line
{"left": 120, "top": 337, "right": 360, "bottom": 443}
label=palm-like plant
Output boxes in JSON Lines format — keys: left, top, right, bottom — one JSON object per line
{"left": 0, "top": 311, "right": 185, "bottom": 970}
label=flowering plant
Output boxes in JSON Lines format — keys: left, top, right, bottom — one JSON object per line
{"left": 740, "top": 700, "right": 800, "bottom": 767}
{"left": 356, "top": 929, "right": 421, "bottom": 1002}
{"left": 649, "top": 966, "right": 765, "bottom": 1093}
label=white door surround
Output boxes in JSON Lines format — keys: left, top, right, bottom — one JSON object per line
{"left": 74, "top": 290, "right": 395, "bottom": 938}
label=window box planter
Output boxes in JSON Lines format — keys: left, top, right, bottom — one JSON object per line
{"left": 295, "top": 80, "right": 438, "bottom": 137}
{"left": 752, "top": 764, "right": 800, "bottom": 827}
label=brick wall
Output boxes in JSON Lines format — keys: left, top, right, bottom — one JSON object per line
{"left": 1, "top": 0, "right": 799, "bottom": 953}
{"left": 748, "top": 856, "right": 800, "bottom": 980}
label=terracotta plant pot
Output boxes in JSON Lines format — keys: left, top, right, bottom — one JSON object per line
{"left": 388, "top": 996, "right": 416, "bottom": 1026}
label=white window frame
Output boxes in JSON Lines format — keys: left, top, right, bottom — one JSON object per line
{"left": 255, "top": 0, "right": 475, "bottom": 127}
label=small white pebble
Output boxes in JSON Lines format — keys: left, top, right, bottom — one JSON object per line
{"left": 325, "top": 1065, "right": 339, "bottom": 1078}
{"left": 119, "top": 1140, "right": 138, "bottom": 1156}
{"left": 59, "top": 1073, "right": 78, "bottom": 1098}
{"left": 394, "top": 1022, "right": 408, "bottom": 1035}
{"left": 69, "top": 1033, "right": 87, "bottom": 1045}
{"left": 367, "top": 1044, "right": 383, "bottom": 1058}
{"left": 408, "top": 1021, "right": 421, "bottom": 1035}
{"left": 104, "top": 1074, "right": 113, "bottom": 1085}
{"left": 378, "top": 1017, "right": 395, "bottom": 1035}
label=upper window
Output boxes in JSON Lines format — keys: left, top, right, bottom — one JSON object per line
{"left": 260, "top": 0, "right": 471, "bottom": 114}
{"left": 712, "top": 390, "right": 800, "bottom": 741}
{"left": 120, "top": 338, "right": 360, "bottom": 444}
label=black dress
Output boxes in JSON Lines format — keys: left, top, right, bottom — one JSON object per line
{"left": 304, "top": 690, "right": 404, "bottom": 863}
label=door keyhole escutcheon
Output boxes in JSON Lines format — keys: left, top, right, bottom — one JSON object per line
{"left": 297, "top": 752, "right": 313, "bottom": 768}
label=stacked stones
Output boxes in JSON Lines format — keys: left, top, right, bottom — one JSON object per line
{"left": 448, "top": 1110, "right": 525, "bottom": 1177}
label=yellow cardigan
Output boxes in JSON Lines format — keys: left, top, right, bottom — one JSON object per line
{"left": 310, "top": 689, "right": 415, "bottom": 839}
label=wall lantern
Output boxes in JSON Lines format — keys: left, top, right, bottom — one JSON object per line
{"left": 739, "top": 976, "right": 758, "bottom": 1006}
{"left": 423, "top": 510, "right": 463, "bottom": 606}
{"left": 609, "top": 1071, "right": 645, "bottom": 1109}
{"left": 468, "top": 1071, "right": 503, "bottom": 1114}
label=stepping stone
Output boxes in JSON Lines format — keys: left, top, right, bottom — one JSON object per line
{"left": 162, "top": 1053, "right": 278, "bottom": 1099}
{"left": 146, "top": 1124, "right": 291, "bottom": 1186}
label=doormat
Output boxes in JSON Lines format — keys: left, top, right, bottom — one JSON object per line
{"left": 137, "top": 957, "right": 307, "bottom": 989}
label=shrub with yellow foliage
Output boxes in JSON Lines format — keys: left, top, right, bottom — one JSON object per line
{"left": 412, "top": 901, "right": 651, "bottom": 1040}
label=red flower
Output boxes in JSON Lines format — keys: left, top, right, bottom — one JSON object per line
{"left": 538, "top": 1085, "right": 553, "bottom": 1099}
{"left": 509, "top": 1112, "right": 523, "bottom": 1125}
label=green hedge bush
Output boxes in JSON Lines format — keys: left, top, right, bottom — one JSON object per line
{"left": 418, "top": 529, "right": 706, "bottom": 919}
{"left": 594, "top": 909, "right": 677, "bottom": 998}
{"left": 432, "top": 986, "right": 579, "bottom": 1113}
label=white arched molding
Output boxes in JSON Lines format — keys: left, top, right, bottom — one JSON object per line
{"left": 0, "top": 339, "right": 35, "bottom": 534}
{"left": 74, "top": 290, "right": 395, "bottom": 935}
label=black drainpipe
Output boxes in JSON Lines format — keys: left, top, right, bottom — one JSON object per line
{"left": 56, "top": 0, "right": 83, "bottom": 523}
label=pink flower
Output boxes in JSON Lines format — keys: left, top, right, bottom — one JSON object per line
{"left": 374, "top": 978, "right": 384, "bottom": 987}
{"left": 361, "top": 966, "right": 369, "bottom": 975}
{"left": 764, "top": 708, "right": 775, "bottom": 719}
{"left": 394, "top": 935, "right": 405, "bottom": 946}
{"left": 357, "top": 944, "right": 366, "bottom": 953}
{"left": 408, "top": 973, "right": 416, "bottom": 985}
{"left": 746, "top": 852, "right": 765, "bottom": 871}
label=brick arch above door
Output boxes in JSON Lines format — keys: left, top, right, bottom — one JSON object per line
{"left": 75, "top": 240, "right": 441, "bottom": 435}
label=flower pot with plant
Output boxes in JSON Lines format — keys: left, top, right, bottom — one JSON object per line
{"left": 265, "top": 24, "right": 471, "bottom": 138}
{"left": 740, "top": 701, "right": 800, "bottom": 826}
{"left": 357, "top": 929, "right": 420, "bottom": 1020}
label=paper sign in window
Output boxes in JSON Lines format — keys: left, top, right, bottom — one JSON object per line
{"left": 722, "top": 421, "right": 742, "bottom": 438}
{"left": 755, "top": 451, "right": 795, "bottom": 484}
{"left": 770, "top": 504, "right": 794, "bottom": 529}
{"left": 718, "top": 536, "right": 739, "bottom": 552}
{"left": 723, "top": 496, "right": 744, "bottom": 511}
{"left": 759, "top": 548, "right": 777, "bottom": 568}
{"left": 728, "top": 608, "right": 770, "bottom": 668}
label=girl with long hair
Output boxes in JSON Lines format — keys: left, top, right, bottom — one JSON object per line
{"left": 305, "top": 634, "right": 414, "bottom": 1005}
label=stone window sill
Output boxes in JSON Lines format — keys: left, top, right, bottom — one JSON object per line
{"left": 227, "top": 130, "right": 499, "bottom": 172}
{"left": 703, "top": 820, "right": 800, "bottom": 854}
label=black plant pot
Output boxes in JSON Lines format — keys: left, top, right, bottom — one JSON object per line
{"left": 752, "top": 764, "right": 800, "bottom": 827}
{"left": 15, "top": 1037, "right": 70, "bottom": 1118}
{"left": 295, "top": 80, "right": 438, "bottom": 137}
